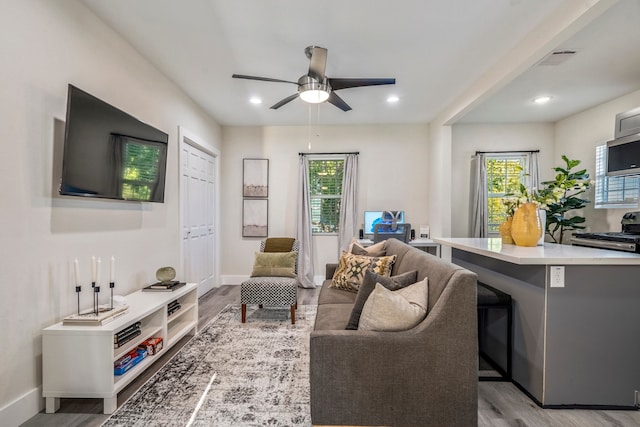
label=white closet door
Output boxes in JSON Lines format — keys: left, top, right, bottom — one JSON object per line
{"left": 182, "top": 143, "right": 216, "bottom": 297}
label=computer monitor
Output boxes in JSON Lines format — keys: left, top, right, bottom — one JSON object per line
{"left": 363, "top": 210, "right": 405, "bottom": 237}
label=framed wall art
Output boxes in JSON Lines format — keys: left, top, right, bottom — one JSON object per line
{"left": 242, "top": 198, "right": 268, "bottom": 237}
{"left": 243, "top": 158, "right": 269, "bottom": 197}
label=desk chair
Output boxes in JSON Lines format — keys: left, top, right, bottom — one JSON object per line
{"left": 373, "top": 223, "right": 412, "bottom": 243}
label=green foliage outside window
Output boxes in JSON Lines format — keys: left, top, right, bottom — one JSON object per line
{"left": 121, "top": 141, "right": 161, "bottom": 201}
{"left": 486, "top": 156, "right": 527, "bottom": 233}
{"left": 309, "top": 159, "right": 344, "bottom": 233}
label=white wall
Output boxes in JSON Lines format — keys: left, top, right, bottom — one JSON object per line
{"left": 0, "top": 2, "right": 221, "bottom": 424}
{"left": 451, "top": 123, "right": 556, "bottom": 237}
{"left": 221, "top": 124, "right": 429, "bottom": 283}
{"left": 555, "top": 88, "right": 640, "bottom": 232}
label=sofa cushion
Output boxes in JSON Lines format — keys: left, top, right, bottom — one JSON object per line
{"left": 345, "top": 270, "right": 418, "bottom": 330}
{"left": 330, "top": 251, "right": 396, "bottom": 292}
{"left": 350, "top": 239, "right": 387, "bottom": 257}
{"left": 358, "top": 278, "right": 429, "bottom": 332}
{"left": 314, "top": 303, "right": 354, "bottom": 331}
{"left": 250, "top": 251, "right": 297, "bottom": 278}
{"left": 318, "top": 280, "right": 358, "bottom": 305}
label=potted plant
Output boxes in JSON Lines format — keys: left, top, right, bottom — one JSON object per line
{"left": 537, "top": 155, "right": 591, "bottom": 244}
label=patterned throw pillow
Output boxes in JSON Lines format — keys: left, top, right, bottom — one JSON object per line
{"left": 330, "top": 251, "right": 396, "bottom": 292}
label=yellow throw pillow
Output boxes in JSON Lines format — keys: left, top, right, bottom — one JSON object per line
{"left": 263, "top": 237, "right": 295, "bottom": 252}
{"left": 330, "top": 251, "right": 396, "bottom": 292}
{"left": 250, "top": 251, "right": 297, "bottom": 278}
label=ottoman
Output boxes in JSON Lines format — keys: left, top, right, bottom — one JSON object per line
{"left": 240, "top": 277, "right": 298, "bottom": 324}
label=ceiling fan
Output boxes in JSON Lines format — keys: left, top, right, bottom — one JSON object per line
{"left": 232, "top": 46, "right": 396, "bottom": 112}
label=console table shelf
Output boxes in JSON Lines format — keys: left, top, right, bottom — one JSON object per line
{"left": 43, "top": 283, "right": 198, "bottom": 414}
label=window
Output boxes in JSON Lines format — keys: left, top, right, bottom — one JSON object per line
{"left": 308, "top": 157, "right": 344, "bottom": 234}
{"left": 594, "top": 144, "right": 639, "bottom": 208}
{"left": 486, "top": 155, "right": 528, "bottom": 234}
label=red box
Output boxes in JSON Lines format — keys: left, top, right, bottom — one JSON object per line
{"left": 139, "top": 337, "right": 163, "bottom": 355}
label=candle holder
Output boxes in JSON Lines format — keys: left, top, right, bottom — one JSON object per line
{"left": 75, "top": 286, "right": 81, "bottom": 315}
{"left": 109, "top": 282, "right": 115, "bottom": 310}
{"left": 94, "top": 285, "right": 100, "bottom": 315}
{"left": 91, "top": 281, "right": 97, "bottom": 315}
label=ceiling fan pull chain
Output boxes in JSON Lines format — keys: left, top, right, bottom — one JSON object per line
{"left": 308, "top": 104, "right": 312, "bottom": 150}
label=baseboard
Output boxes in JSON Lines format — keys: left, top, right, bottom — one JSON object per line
{"left": 0, "top": 386, "right": 43, "bottom": 427}
{"left": 221, "top": 275, "right": 247, "bottom": 285}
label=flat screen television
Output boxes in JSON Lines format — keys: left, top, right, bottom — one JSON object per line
{"left": 363, "top": 210, "right": 405, "bottom": 236}
{"left": 60, "top": 84, "right": 168, "bottom": 202}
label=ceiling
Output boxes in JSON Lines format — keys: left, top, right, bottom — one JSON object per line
{"left": 81, "top": 0, "right": 640, "bottom": 127}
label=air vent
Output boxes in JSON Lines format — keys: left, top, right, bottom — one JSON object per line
{"left": 537, "top": 50, "right": 577, "bottom": 66}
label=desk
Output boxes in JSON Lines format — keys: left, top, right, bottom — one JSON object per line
{"left": 358, "top": 238, "right": 440, "bottom": 257}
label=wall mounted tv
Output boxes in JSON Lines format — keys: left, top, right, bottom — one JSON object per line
{"left": 60, "top": 84, "right": 168, "bottom": 202}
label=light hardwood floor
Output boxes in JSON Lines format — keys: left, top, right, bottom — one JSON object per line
{"left": 21, "top": 285, "right": 640, "bottom": 427}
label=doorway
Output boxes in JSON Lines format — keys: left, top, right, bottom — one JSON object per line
{"left": 179, "top": 126, "right": 220, "bottom": 297}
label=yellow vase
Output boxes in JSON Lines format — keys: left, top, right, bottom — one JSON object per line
{"left": 511, "top": 202, "right": 542, "bottom": 247}
{"left": 499, "top": 217, "right": 514, "bottom": 244}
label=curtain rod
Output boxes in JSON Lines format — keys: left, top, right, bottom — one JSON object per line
{"left": 299, "top": 151, "right": 359, "bottom": 156}
{"left": 475, "top": 149, "right": 539, "bottom": 155}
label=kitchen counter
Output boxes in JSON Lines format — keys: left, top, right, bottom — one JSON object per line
{"left": 436, "top": 238, "right": 640, "bottom": 409}
{"left": 434, "top": 237, "right": 640, "bottom": 265}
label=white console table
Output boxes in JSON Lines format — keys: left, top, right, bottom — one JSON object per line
{"left": 358, "top": 238, "right": 441, "bottom": 257}
{"left": 42, "top": 283, "right": 198, "bottom": 414}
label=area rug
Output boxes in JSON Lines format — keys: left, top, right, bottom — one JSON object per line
{"left": 102, "top": 304, "right": 316, "bottom": 427}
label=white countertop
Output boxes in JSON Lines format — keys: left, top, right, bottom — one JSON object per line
{"left": 434, "top": 237, "right": 640, "bottom": 265}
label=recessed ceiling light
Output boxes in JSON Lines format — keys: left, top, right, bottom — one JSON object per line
{"left": 387, "top": 95, "right": 399, "bottom": 103}
{"left": 533, "top": 96, "right": 551, "bottom": 105}
{"left": 249, "top": 97, "right": 262, "bottom": 105}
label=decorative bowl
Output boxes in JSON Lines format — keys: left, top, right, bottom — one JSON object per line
{"left": 156, "top": 266, "right": 176, "bottom": 284}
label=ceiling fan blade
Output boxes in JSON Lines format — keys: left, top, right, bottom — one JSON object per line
{"left": 328, "top": 77, "right": 396, "bottom": 91}
{"left": 270, "top": 93, "right": 299, "bottom": 109}
{"left": 308, "top": 46, "right": 327, "bottom": 81}
{"left": 232, "top": 74, "right": 298, "bottom": 85}
{"left": 327, "top": 92, "right": 352, "bottom": 112}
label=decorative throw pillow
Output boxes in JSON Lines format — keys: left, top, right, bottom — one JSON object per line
{"left": 345, "top": 270, "right": 418, "bottom": 330}
{"left": 330, "top": 251, "right": 396, "bottom": 292}
{"left": 263, "top": 237, "right": 295, "bottom": 253}
{"left": 358, "top": 278, "right": 429, "bottom": 332}
{"left": 349, "top": 239, "right": 387, "bottom": 257}
{"left": 250, "top": 251, "right": 297, "bottom": 278}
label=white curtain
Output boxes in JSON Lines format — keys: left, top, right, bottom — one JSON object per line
{"left": 470, "top": 153, "right": 488, "bottom": 237}
{"left": 528, "top": 151, "right": 540, "bottom": 194}
{"left": 338, "top": 154, "right": 358, "bottom": 254}
{"left": 296, "top": 155, "right": 316, "bottom": 288}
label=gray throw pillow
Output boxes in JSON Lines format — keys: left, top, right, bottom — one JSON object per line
{"left": 358, "top": 279, "right": 429, "bottom": 332}
{"left": 345, "top": 269, "right": 418, "bottom": 330}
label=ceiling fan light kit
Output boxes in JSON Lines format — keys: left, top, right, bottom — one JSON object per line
{"left": 298, "top": 75, "right": 330, "bottom": 103}
{"left": 232, "top": 45, "right": 395, "bottom": 111}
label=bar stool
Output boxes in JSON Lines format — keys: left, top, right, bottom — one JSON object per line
{"left": 477, "top": 282, "right": 512, "bottom": 381}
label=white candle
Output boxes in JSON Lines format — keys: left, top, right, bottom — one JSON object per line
{"left": 74, "top": 258, "right": 80, "bottom": 286}
{"left": 96, "top": 257, "right": 101, "bottom": 285}
{"left": 110, "top": 256, "right": 115, "bottom": 283}
{"left": 91, "top": 256, "right": 96, "bottom": 283}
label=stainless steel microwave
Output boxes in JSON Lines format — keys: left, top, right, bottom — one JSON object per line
{"left": 607, "top": 133, "right": 640, "bottom": 176}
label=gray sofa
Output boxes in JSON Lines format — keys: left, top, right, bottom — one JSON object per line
{"left": 310, "top": 238, "right": 478, "bottom": 427}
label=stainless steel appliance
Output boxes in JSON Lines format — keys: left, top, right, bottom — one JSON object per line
{"left": 571, "top": 212, "right": 640, "bottom": 253}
